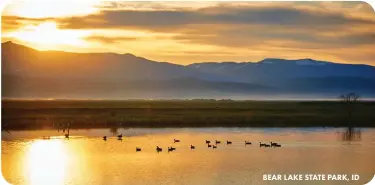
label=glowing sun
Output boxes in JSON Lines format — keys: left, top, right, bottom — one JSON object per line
{"left": 4, "top": 22, "right": 90, "bottom": 50}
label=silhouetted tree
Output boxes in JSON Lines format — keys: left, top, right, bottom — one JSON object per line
{"left": 338, "top": 93, "right": 361, "bottom": 141}
{"left": 339, "top": 92, "right": 360, "bottom": 119}
{"left": 339, "top": 92, "right": 360, "bottom": 103}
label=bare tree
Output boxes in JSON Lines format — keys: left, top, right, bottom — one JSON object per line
{"left": 339, "top": 92, "right": 360, "bottom": 103}
{"left": 339, "top": 92, "right": 360, "bottom": 130}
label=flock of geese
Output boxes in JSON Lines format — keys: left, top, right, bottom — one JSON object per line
{"left": 44, "top": 133, "right": 282, "bottom": 152}
{"left": 100, "top": 134, "right": 282, "bottom": 152}
{"left": 47, "top": 123, "right": 283, "bottom": 151}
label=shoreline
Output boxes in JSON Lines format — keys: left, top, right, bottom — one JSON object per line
{"left": 2, "top": 100, "right": 375, "bottom": 130}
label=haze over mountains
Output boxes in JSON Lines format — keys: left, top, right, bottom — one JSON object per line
{"left": 2, "top": 41, "right": 375, "bottom": 99}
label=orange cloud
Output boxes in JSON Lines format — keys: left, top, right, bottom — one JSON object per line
{"left": 1, "top": 1, "right": 375, "bottom": 65}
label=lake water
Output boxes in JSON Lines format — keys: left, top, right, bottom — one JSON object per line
{"left": 2, "top": 128, "right": 375, "bottom": 185}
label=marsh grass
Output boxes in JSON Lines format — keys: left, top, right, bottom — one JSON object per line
{"left": 2, "top": 100, "right": 375, "bottom": 130}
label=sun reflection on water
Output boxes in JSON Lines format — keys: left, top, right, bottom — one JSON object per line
{"left": 25, "top": 140, "right": 67, "bottom": 185}
{"left": 1, "top": 128, "right": 374, "bottom": 185}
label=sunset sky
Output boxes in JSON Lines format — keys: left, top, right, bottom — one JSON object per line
{"left": 1, "top": 1, "right": 375, "bottom": 65}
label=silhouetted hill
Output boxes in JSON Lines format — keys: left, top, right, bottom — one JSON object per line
{"left": 2, "top": 41, "right": 375, "bottom": 99}
{"left": 188, "top": 58, "right": 375, "bottom": 84}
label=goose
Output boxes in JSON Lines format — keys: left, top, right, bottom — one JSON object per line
{"left": 270, "top": 142, "right": 281, "bottom": 147}
{"left": 259, "top": 142, "right": 266, "bottom": 147}
{"left": 136, "top": 147, "right": 141, "bottom": 152}
{"left": 205, "top": 140, "right": 211, "bottom": 144}
{"left": 174, "top": 139, "right": 180, "bottom": 143}
{"left": 117, "top": 134, "right": 123, "bottom": 140}
{"left": 245, "top": 141, "right": 252, "bottom": 145}
{"left": 212, "top": 145, "right": 217, "bottom": 149}
{"left": 215, "top": 140, "right": 221, "bottom": 144}
{"left": 103, "top": 136, "right": 107, "bottom": 141}
{"left": 168, "top": 147, "right": 176, "bottom": 152}
{"left": 226, "top": 141, "right": 232, "bottom": 144}
{"left": 190, "top": 145, "right": 195, "bottom": 149}
{"left": 156, "top": 146, "right": 162, "bottom": 152}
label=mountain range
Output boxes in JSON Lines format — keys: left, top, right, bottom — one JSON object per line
{"left": 2, "top": 41, "right": 375, "bottom": 99}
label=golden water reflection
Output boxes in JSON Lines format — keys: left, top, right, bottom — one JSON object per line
{"left": 25, "top": 140, "right": 67, "bottom": 185}
{"left": 2, "top": 128, "right": 375, "bottom": 185}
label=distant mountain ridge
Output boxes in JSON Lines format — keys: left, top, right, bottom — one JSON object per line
{"left": 2, "top": 41, "right": 375, "bottom": 99}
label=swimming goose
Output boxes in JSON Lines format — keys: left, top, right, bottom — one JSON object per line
{"left": 259, "top": 142, "right": 266, "bottom": 147}
{"left": 168, "top": 147, "right": 176, "bottom": 152}
{"left": 156, "top": 146, "right": 163, "bottom": 152}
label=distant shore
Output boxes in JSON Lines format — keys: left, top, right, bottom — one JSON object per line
{"left": 2, "top": 100, "right": 375, "bottom": 130}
